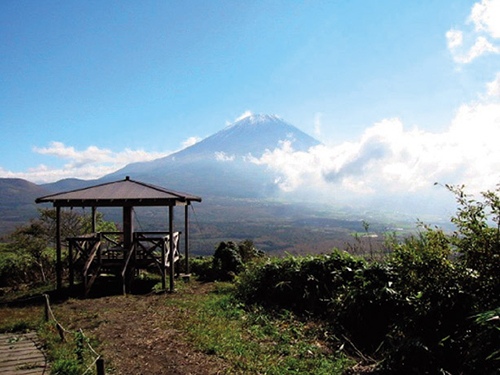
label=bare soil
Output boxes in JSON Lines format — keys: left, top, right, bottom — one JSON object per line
{"left": 54, "top": 282, "right": 229, "bottom": 375}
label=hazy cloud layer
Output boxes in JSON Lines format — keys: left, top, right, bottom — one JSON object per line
{"left": 0, "top": 133, "right": 209, "bottom": 183}
{"left": 250, "top": 77, "right": 500, "bottom": 199}
{"left": 0, "top": 142, "right": 171, "bottom": 183}
{"left": 447, "top": 0, "right": 500, "bottom": 63}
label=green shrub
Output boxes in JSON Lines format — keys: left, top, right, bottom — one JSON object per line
{"left": 236, "top": 249, "right": 366, "bottom": 315}
{"left": 191, "top": 240, "right": 265, "bottom": 281}
{"left": 212, "top": 241, "right": 243, "bottom": 280}
{"left": 50, "top": 358, "right": 84, "bottom": 375}
{"left": 190, "top": 257, "right": 214, "bottom": 281}
{"left": 234, "top": 185, "right": 500, "bottom": 373}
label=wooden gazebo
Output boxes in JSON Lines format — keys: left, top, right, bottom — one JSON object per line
{"left": 36, "top": 176, "right": 201, "bottom": 294}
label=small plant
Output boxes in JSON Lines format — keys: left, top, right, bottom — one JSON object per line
{"left": 192, "top": 239, "right": 266, "bottom": 281}
{"left": 50, "top": 358, "right": 84, "bottom": 375}
{"left": 212, "top": 241, "right": 243, "bottom": 280}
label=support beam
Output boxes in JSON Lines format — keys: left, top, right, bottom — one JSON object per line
{"left": 56, "top": 206, "right": 62, "bottom": 291}
{"left": 91, "top": 206, "right": 97, "bottom": 233}
{"left": 123, "top": 206, "right": 134, "bottom": 250}
{"left": 161, "top": 236, "right": 166, "bottom": 290}
{"left": 169, "top": 205, "right": 175, "bottom": 292}
{"left": 69, "top": 240, "right": 74, "bottom": 288}
{"left": 185, "top": 204, "right": 190, "bottom": 274}
{"left": 123, "top": 206, "right": 134, "bottom": 293}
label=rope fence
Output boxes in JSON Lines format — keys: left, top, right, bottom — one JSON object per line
{"left": 43, "top": 294, "right": 105, "bottom": 375}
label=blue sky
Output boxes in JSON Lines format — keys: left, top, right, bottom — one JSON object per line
{"left": 1, "top": 0, "right": 499, "bottom": 200}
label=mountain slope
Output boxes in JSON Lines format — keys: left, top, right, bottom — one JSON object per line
{"left": 0, "top": 178, "right": 52, "bottom": 236}
{"left": 106, "top": 114, "right": 320, "bottom": 197}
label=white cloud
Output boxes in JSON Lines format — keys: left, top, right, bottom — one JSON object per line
{"left": 446, "top": 29, "right": 463, "bottom": 49}
{"left": 215, "top": 151, "right": 235, "bottom": 162}
{"left": 182, "top": 136, "right": 201, "bottom": 149}
{"left": 235, "top": 110, "right": 253, "bottom": 122}
{"left": 454, "top": 36, "right": 500, "bottom": 63}
{"left": 447, "top": 0, "right": 500, "bottom": 63}
{"left": 486, "top": 72, "right": 500, "bottom": 97}
{"left": 1, "top": 142, "right": 171, "bottom": 183}
{"left": 249, "top": 80, "right": 500, "bottom": 199}
{"left": 470, "top": 0, "right": 500, "bottom": 38}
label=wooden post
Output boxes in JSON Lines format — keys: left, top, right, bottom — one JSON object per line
{"left": 44, "top": 294, "right": 50, "bottom": 322}
{"left": 56, "top": 323, "right": 66, "bottom": 342}
{"left": 161, "top": 237, "right": 166, "bottom": 290}
{"left": 169, "top": 205, "right": 174, "bottom": 292}
{"left": 123, "top": 206, "right": 134, "bottom": 291}
{"left": 96, "top": 358, "right": 105, "bottom": 375}
{"left": 185, "top": 204, "right": 190, "bottom": 275}
{"left": 69, "top": 240, "right": 74, "bottom": 288}
{"left": 123, "top": 206, "right": 134, "bottom": 251}
{"left": 56, "top": 206, "right": 62, "bottom": 291}
{"left": 91, "top": 206, "right": 97, "bottom": 233}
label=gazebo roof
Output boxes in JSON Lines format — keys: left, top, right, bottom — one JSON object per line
{"left": 35, "top": 176, "right": 202, "bottom": 207}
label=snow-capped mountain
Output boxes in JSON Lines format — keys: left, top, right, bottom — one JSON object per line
{"left": 104, "top": 114, "right": 320, "bottom": 197}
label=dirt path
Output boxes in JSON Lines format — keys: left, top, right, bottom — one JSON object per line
{"left": 55, "top": 282, "right": 228, "bottom": 375}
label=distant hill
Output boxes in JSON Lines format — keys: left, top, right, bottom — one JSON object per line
{"left": 41, "top": 178, "right": 97, "bottom": 193}
{"left": 0, "top": 178, "right": 51, "bottom": 236}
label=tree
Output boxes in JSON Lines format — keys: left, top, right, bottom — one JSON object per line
{"left": 1, "top": 208, "right": 117, "bottom": 286}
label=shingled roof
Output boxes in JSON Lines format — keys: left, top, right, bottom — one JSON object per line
{"left": 36, "top": 176, "right": 202, "bottom": 207}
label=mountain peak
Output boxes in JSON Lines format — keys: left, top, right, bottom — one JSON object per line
{"left": 233, "top": 113, "right": 281, "bottom": 125}
{"left": 107, "top": 114, "right": 321, "bottom": 192}
{"left": 224, "top": 113, "right": 283, "bottom": 131}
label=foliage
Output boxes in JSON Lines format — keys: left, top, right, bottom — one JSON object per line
{"left": 0, "top": 209, "right": 117, "bottom": 287}
{"left": 38, "top": 321, "right": 96, "bottom": 375}
{"left": 192, "top": 239, "right": 266, "bottom": 281}
{"left": 50, "top": 359, "right": 84, "bottom": 375}
{"left": 447, "top": 185, "right": 500, "bottom": 309}
{"left": 234, "top": 185, "right": 500, "bottom": 374}
{"left": 212, "top": 241, "right": 243, "bottom": 280}
{"left": 189, "top": 256, "right": 214, "bottom": 280}
{"left": 236, "top": 249, "right": 365, "bottom": 315}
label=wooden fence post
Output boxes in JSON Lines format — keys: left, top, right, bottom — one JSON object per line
{"left": 43, "top": 294, "right": 50, "bottom": 322}
{"left": 56, "top": 323, "right": 66, "bottom": 342}
{"left": 96, "top": 358, "right": 105, "bottom": 375}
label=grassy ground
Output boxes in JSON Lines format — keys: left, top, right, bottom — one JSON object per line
{"left": 0, "top": 278, "right": 356, "bottom": 374}
{"left": 166, "top": 281, "right": 354, "bottom": 374}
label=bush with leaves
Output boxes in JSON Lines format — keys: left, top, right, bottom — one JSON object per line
{"left": 0, "top": 208, "right": 117, "bottom": 287}
{"left": 446, "top": 185, "right": 500, "bottom": 309}
{"left": 234, "top": 185, "right": 500, "bottom": 373}
{"left": 191, "top": 240, "right": 265, "bottom": 281}
{"left": 236, "top": 249, "right": 366, "bottom": 315}
{"left": 212, "top": 241, "right": 243, "bottom": 280}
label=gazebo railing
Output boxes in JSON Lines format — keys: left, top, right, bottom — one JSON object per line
{"left": 67, "top": 231, "right": 182, "bottom": 295}
{"left": 68, "top": 233, "right": 101, "bottom": 289}
{"left": 133, "top": 231, "right": 181, "bottom": 266}
{"left": 83, "top": 239, "right": 102, "bottom": 295}
{"left": 100, "top": 231, "right": 125, "bottom": 260}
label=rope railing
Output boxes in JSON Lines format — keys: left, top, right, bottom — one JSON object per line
{"left": 43, "top": 294, "right": 105, "bottom": 375}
